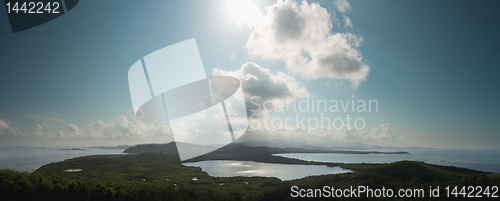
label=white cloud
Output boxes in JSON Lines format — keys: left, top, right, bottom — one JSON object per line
{"left": 379, "top": 123, "right": 407, "bottom": 141}
{"left": 115, "top": 115, "right": 172, "bottom": 139}
{"left": 340, "top": 123, "right": 408, "bottom": 142}
{"left": 244, "top": 0, "right": 370, "bottom": 88}
{"left": 76, "top": 115, "right": 173, "bottom": 140}
{"left": 34, "top": 125, "right": 43, "bottom": 136}
{"left": 343, "top": 15, "right": 352, "bottom": 28}
{"left": 68, "top": 124, "right": 81, "bottom": 137}
{"left": 1, "top": 113, "right": 173, "bottom": 141}
{"left": 169, "top": 109, "right": 233, "bottom": 145}
{"left": 213, "top": 62, "right": 309, "bottom": 117}
{"left": 334, "top": 0, "right": 351, "bottom": 13}
{"left": 355, "top": 123, "right": 408, "bottom": 141}
{"left": 0, "top": 120, "right": 8, "bottom": 129}
{"left": 0, "top": 120, "right": 22, "bottom": 136}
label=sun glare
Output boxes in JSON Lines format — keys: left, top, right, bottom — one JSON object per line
{"left": 226, "top": 0, "right": 262, "bottom": 26}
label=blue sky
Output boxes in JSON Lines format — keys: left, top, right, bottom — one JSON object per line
{"left": 0, "top": 0, "right": 499, "bottom": 149}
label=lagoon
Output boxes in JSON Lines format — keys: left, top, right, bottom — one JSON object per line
{"left": 183, "top": 160, "right": 351, "bottom": 181}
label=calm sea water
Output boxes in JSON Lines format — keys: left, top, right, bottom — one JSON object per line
{"left": 183, "top": 160, "right": 351, "bottom": 181}
{"left": 275, "top": 149, "right": 500, "bottom": 173}
{"left": 0, "top": 147, "right": 126, "bottom": 172}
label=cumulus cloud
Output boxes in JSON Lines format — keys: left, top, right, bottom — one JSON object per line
{"left": 1, "top": 113, "right": 174, "bottom": 141}
{"left": 0, "top": 120, "right": 8, "bottom": 129}
{"left": 0, "top": 113, "right": 172, "bottom": 140}
{"left": 169, "top": 109, "right": 233, "bottom": 145}
{"left": 333, "top": 123, "right": 408, "bottom": 141}
{"left": 67, "top": 124, "right": 81, "bottom": 137}
{"left": 377, "top": 123, "right": 407, "bottom": 141}
{"left": 334, "top": 0, "right": 351, "bottom": 13}
{"left": 244, "top": 0, "right": 370, "bottom": 88}
{"left": 343, "top": 15, "right": 352, "bottom": 28}
{"left": 65, "top": 115, "right": 173, "bottom": 139}
{"left": 34, "top": 125, "right": 43, "bottom": 136}
{"left": 340, "top": 123, "right": 408, "bottom": 141}
{"left": 212, "top": 62, "right": 309, "bottom": 117}
{"left": 0, "top": 120, "right": 22, "bottom": 136}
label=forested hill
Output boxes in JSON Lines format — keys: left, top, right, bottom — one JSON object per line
{"left": 123, "top": 142, "right": 409, "bottom": 155}
{"left": 123, "top": 142, "right": 183, "bottom": 154}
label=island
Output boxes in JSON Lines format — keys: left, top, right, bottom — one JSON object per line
{"left": 1, "top": 143, "right": 497, "bottom": 201}
{"left": 59, "top": 148, "right": 86, "bottom": 151}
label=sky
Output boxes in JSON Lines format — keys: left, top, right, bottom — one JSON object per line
{"left": 0, "top": 0, "right": 499, "bottom": 149}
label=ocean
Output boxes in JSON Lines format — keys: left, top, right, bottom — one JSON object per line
{"left": 183, "top": 160, "right": 352, "bottom": 181}
{"left": 0, "top": 147, "right": 127, "bottom": 172}
{"left": 275, "top": 148, "right": 500, "bottom": 173}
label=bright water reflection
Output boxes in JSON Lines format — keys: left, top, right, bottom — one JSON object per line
{"left": 183, "top": 160, "right": 352, "bottom": 181}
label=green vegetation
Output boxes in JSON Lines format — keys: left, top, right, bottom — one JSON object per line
{"left": 1, "top": 148, "right": 498, "bottom": 200}
{"left": 261, "top": 162, "right": 500, "bottom": 200}
{"left": 0, "top": 169, "right": 247, "bottom": 201}
{"left": 36, "top": 153, "right": 279, "bottom": 196}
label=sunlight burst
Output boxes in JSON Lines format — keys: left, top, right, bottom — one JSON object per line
{"left": 226, "top": 0, "right": 262, "bottom": 26}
